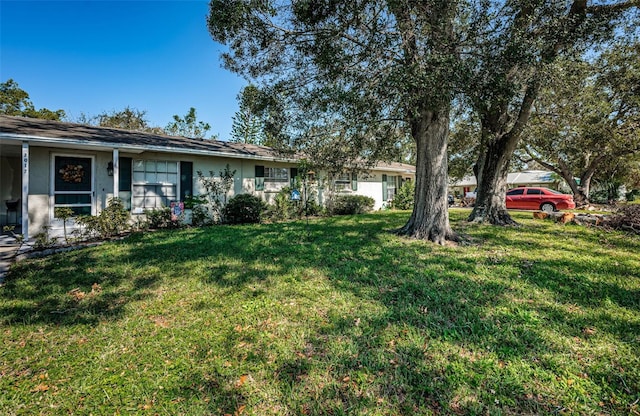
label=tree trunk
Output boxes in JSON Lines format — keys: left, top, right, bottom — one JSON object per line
{"left": 468, "top": 130, "right": 519, "bottom": 226}
{"left": 398, "top": 109, "right": 457, "bottom": 244}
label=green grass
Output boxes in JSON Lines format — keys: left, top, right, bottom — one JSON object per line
{"left": 1, "top": 209, "right": 639, "bottom": 415}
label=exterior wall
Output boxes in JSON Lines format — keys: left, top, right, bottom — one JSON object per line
{"left": 17, "top": 142, "right": 415, "bottom": 238}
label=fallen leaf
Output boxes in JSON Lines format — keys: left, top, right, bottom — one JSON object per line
{"left": 235, "top": 374, "right": 248, "bottom": 387}
{"left": 235, "top": 404, "right": 246, "bottom": 415}
{"left": 31, "top": 384, "right": 49, "bottom": 393}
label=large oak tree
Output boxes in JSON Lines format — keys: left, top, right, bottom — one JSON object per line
{"left": 465, "top": 0, "right": 638, "bottom": 224}
{"left": 208, "top": 0, "right": 462, "bottom": 243}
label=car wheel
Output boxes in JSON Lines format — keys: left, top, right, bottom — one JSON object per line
{"left": 541, "top": 203, "right": 555, "bottom": 213}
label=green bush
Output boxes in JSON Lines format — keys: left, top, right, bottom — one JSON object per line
{"left": 97, "top": 198, "right": 130, "bottom": 237}
{"left": 391, "top": 181, "right": 414, "bottom": 210}
{"left": 268, "top": 187, "right": 297, "bottom": 221}
{"left": 146, "top": 207, "right": 181, "bottom": 229}
{"left": 331, "top": 195, "right": 375, "bottom": 215}
{"left": 223, "top": 194, "right": 267, "bottom": 224}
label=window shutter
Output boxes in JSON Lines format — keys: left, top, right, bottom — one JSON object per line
{"left": 180, "top": 161, "right": 193, "bottom": 200}
{"left": 255, "top": 165, "right": 265, "bottom": 191}
{"left": 290, "top": 168, "right": 298, "bottom": 187}
{"left": 382, "top": 174, "right": 388, "bottom": 201}
{"left": 351, "top": 173, "right": 358, "bottom": 191}
{"left": 119, "top": 157, "right": 132, "bottom": 192}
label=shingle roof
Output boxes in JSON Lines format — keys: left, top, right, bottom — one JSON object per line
{"left": 0, "top": 115, "right": 290, "bottom": 161}
{"left": 0, "top": 115, "right": 415, "bottom": 173}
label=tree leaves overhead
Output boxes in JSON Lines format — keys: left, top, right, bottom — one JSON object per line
{"left": 208, "top": 0, "right": 461, "bottom": 166}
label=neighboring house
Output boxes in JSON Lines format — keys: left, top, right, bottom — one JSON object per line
{"left": 0, "top": 115, "right": 414, "bottom": 239}
{"left": 449, "top": 170, "right": 563, "bottom": 199}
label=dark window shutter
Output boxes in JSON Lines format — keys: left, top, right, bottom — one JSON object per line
{"left": 180, "top": 161, "right": 193, "bottom": 200}
{"left": 382, "top": 174, "right": 388, "bottom": 201}
{"left": 351, "top": 173, "right": 358, "bottom": 191}
{"left": 290, "top": 168, "right": 298, "bottom": 187}
{"left": 255, "top": 165, "right": 265, "bottom": 191}
{"left": 119, "top": 157, "right": 132, "bottom": 192}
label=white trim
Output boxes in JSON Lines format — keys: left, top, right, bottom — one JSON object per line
{"left": 21, "top": 142, "right": 29, "bottom": 241}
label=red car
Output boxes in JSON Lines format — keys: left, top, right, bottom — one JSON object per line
{"left": 506, "top": 187, "right": 576, "bottom": 212}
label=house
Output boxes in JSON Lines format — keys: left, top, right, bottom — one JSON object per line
{"left": 449, "top": 170, "right": 562, "bottom": 199}
{"left": 0, "top": 115, "right": 414, "bottom": 239}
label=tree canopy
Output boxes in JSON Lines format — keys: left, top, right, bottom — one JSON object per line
{"left": 0, "top": 79, "right": 65, "bottom": 121}
{"left": 165, "top": 107, "right": 215, "bottom": 139}
{"left": 209, "top": 0, "right": 461, "bottom": 243}
{"left": 519, "top": 42, "right": 640, "bottom": 205}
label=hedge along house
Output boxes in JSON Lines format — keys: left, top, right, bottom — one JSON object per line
{"left": 0, "top": 115, "right": 414, "bottom": 240}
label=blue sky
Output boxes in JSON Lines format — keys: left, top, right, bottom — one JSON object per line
{"left": 0, "top": 0, "right": 247, "bottom": 140}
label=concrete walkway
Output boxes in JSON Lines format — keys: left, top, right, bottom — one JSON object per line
{"left": 0, "top": 234, "right": 21, "bottom": 284}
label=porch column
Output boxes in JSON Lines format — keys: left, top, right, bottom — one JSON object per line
{"left": 112, "top": 148, "right": 119, "bottom": 200}
{"left": 21, "top": 142, "right": 29, "bottom": 241}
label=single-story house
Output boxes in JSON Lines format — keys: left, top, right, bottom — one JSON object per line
{"left": 0, "top": 115, "right": 414, "bottom": 239}
{"left": 449, "top": 170, "right": 563, "bottom": 198}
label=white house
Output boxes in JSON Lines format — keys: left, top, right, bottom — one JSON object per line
{"left": 0, "top": 115, "right": 415, "bottom": 239}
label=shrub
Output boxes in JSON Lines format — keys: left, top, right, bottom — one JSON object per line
{"left": 391, "top": 181, "right": 414, "bottom": 210}
{"left": 97, "top": 198, "right": 130, "bottom": 237}
{"left": 146, "top": 207, "right": 180, "bottom": 229}
{"left": 331, "top": 195, "right": 375, "bottom": 215}
{"left": 223, "top": 194, "right": 267, "bottom": 224}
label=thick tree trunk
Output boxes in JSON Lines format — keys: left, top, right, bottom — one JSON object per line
{"left": 468, "top": 131, "right": 519, "bottom": 226}
{"left": 398, "top": 109, "right": 457, "bottom": 244}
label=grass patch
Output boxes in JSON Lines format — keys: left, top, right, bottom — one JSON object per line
{"left": 1, "top": 210, "right": 639, "bottom": 415}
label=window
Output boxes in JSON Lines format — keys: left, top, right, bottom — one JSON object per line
{"left": 334, "top": 172, "right": 357, "bottom": 191}
{"left": 265, "top": 167, "right": 289, "bottom": 182}
{"left": 132, "top": 159, "right": 178, "bottom": 210}
{"left": 255, "top": 165, "right": 293, "bottom": 192}
{"left": 526, "top": 188, "right": 542, "bottom": 195}
{"left": 507, "top": 189, "right": 525, "bottom": 196}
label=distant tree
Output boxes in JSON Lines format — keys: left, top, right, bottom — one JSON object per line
{"left": 520, "top": 43, "right": 640, "bottom": 206}
{"left": 165, "top": 107, "right": 214, "bottom": 139}
{"left": 0, "top": 79, "right": 65, "bottom": 120}
{"left": 97, "top": 106, "right": 152, "bottom": 131}
{"left": 230, "top": 86, "right": 266, "bottom": 144}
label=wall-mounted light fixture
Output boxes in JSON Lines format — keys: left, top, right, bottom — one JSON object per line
{"left": 107, "top": 161, "right": 114, "bottom": 176}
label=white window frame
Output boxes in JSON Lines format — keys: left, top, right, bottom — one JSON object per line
{"left": 132, "top": 159, "right": 179, "bottom": 212}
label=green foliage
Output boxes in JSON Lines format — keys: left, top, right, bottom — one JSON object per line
{"left": 97, "top": 198, "right": 130, "bottom": 237}
{"left": 145, "top": 207, "right": 180, "bottom": 229}
{"left": 230, "top": 85, "right": 266, "bottom": 144}
{"left": 32, "top": 225, "right": 55, "bottom": 249}
{"left": 96, "top": 106, "right": 154, "bottom": 132}
{"left": 54, "top": 207, "right": 75, "bottom": 244}
{"left": 222, "top": 194, "right": 267, "bottom": 224}
{"left": 164, "top": 107, "right": 213, "bottom": 139}
{"left": 76, "top": 198, "right": 130, "bottom": 239}
{"left": 268, "top": 187, "right": 298, "bottom": 222}
{"left": 0, "top": 78, "right": 65, "bottom": 120}
{"left": 194, "top": 164, "right": 237, "bottom": 224}
{"left": 330, "top": 195, "right": 374, "bottom": 215}
{"left": 390, "top": 180, "right": 414, "bottom": 210}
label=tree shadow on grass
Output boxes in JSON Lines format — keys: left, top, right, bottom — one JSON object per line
{"left": 2, "top": 211, "right": 638, "bottom": 414}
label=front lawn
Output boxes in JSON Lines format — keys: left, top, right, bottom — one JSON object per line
{"left": 1, "top": 210, "right": 638, "bottom": 415}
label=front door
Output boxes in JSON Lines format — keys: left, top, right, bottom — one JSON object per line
{"left": 52, "top": 155, "right": 94, "bottom": 224}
